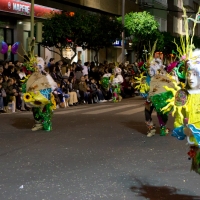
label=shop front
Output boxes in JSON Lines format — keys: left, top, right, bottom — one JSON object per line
{"left": 0, "top": 0, "right": 61, "bottom": 62}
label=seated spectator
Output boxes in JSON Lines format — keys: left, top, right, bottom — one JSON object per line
{"left": 0, "top": 82, "right": 6, "bottom": 113}
{"left": 5, "top": 78, "right": 17, "bottom": 112}
{"left": 84, "top": 74, "right": 90, "bottom": 86}
{"left": 90, "top": 78, "right": 107, "bottom": 103}
{"left": 78, "top": 76, "right": 91, "bottom": 103}
{"left": 53, "top": 82, "right": 70, "bottom": 108}
{"left": 2, "top": 76, "right": 8, "bottom": 90}
{"left": 12, "top": 77, "right": 22, "bottom": 110}
{"left": 62, "top": 78, "right": 78, "bottom": 106}
{"left": 0, "top": 65, "right": 4, "bottom": 76}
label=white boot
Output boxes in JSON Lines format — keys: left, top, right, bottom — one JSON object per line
{"left": 146, "top": 121, "right": 156, "bottom": 137}
{"left": 11, "top": 101, "right": 15, "bottom": 113}
{"left": 31, "top": 121, "right": 43, "bottom": 131}
{"left": 147, "top": 128, "right": 156, "bottom": 137}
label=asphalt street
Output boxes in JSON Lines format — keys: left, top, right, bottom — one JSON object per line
{"left": 0, "top": 97, "right": 200, "bottom": 200}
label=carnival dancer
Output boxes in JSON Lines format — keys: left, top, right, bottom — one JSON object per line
{"left": 135, "top": 41, "right": 172, "bottom": 137}
{"left": 22, "top": 56, "right": 57, "bottom": 131}
{"left": 161, "top": 6, "right": 200, "bottom": 174}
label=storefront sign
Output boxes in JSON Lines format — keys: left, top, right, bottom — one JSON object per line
{"left": 113, "top": 40, "right": 121, "bottom": 47}
{"left": 0, "top": 0, "right": 61, "bottom": 18}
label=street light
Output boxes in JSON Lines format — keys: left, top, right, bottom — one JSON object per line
{"left": 31, "top": 0, "right": 34, "bottom": 39}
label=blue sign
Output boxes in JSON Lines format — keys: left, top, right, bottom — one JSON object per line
{"left": 113, "top": 40, "right": 121, "bottom": 47}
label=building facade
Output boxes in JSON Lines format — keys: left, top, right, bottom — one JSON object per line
{"left": 138, "top": 0, "right": 168, "bottom": 32}
{"left": 0, "top": 0, "right": 139, "bottom": 63}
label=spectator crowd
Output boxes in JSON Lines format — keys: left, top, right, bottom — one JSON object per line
{"left": 0, "top": 58, "right": 141, "bottom": 114}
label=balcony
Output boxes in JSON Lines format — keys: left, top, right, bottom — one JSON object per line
{"left": 155, "top": 0, "right": 167, "bottom": 7}
{"left": 137, "top": 0, "right": 167, "bottom": 7}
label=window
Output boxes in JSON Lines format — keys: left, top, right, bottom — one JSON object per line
{"left": 161, "top": 19, "right": 167, "bottom": 32}
{"left": 174, "top": 0, "right": 183, "bottom": 8}
{"left": 173, "top": 16, "right": 182, "bottom": 34}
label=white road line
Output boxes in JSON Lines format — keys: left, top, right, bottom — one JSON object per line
{"left": 83, "top": 104, "right": 139, "bottom": 114}
{"left": 55, "top": 104, "right": 112, "bottom": 115}
{"left": 117, "top": 106, "right": 144, "bottom": 115}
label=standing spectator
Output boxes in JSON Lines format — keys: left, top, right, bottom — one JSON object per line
{"left": 3, "top": 61, "right": 9, "bottom": 76}
{"left": 75, "top": 66, "right": 83, "bottom": 83}
{"left": 49, "top": 64, "right": 61, "bottom": 83}
{"left": 14, "top": 60, "right": 21, "bottom": 71}
{"left": 55, "top": 61, "right": 64, "bottom": 80}
{"left": 8, "top": 65, "right": 19, "bottom": 80}
{"left": 82, "top": 62, "right": 89, "bottom": 76}
{"left": 77, "top": 59, "right": 83, "bottom": 69}
{"left": 47, "top": 58, "right": 55, "bottom": 68}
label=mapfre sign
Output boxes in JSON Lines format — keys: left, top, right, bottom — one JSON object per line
{"left": 0, "top": 0, "right": 61, "bottom": 18}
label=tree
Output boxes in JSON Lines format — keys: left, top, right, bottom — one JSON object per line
{"left": 118, "top": 11, "right": 161, "bottom": 60}
{"left": 84, "top": 14, "right": 123, "bottom": 64}
{"left": 41, "top": 11, "right": 92, "bottom": 63}
{"left": 160, "top": 32, "right": 178, "bottom": 55}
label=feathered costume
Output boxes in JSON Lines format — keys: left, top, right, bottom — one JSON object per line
{"left": 22, "top": 56, "right": 57, "bottom": 131}
{"left": 161, "top": 7, "right": 200, "bottom": 174}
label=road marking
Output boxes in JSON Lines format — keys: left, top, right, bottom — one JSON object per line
{"left": 55, "top": 104, "right": 112, "bottom": 115}
{"left": 83, "top": 104, "right": 139, "bottom": 114}
{"left": 117, "top": 106, "right": 144, "bottom": 115}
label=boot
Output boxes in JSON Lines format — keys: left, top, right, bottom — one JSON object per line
{"left": 31, "top": 121, "right": 43, "bottom": 131}
{"left": 160, "top": 126, "right": 169, "bottom": 136}
{"left": 3, "top": 106, "right": 8, "bottom": 113}
{"left": 146, "top": 121, "right": 156, "bottom": 137}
